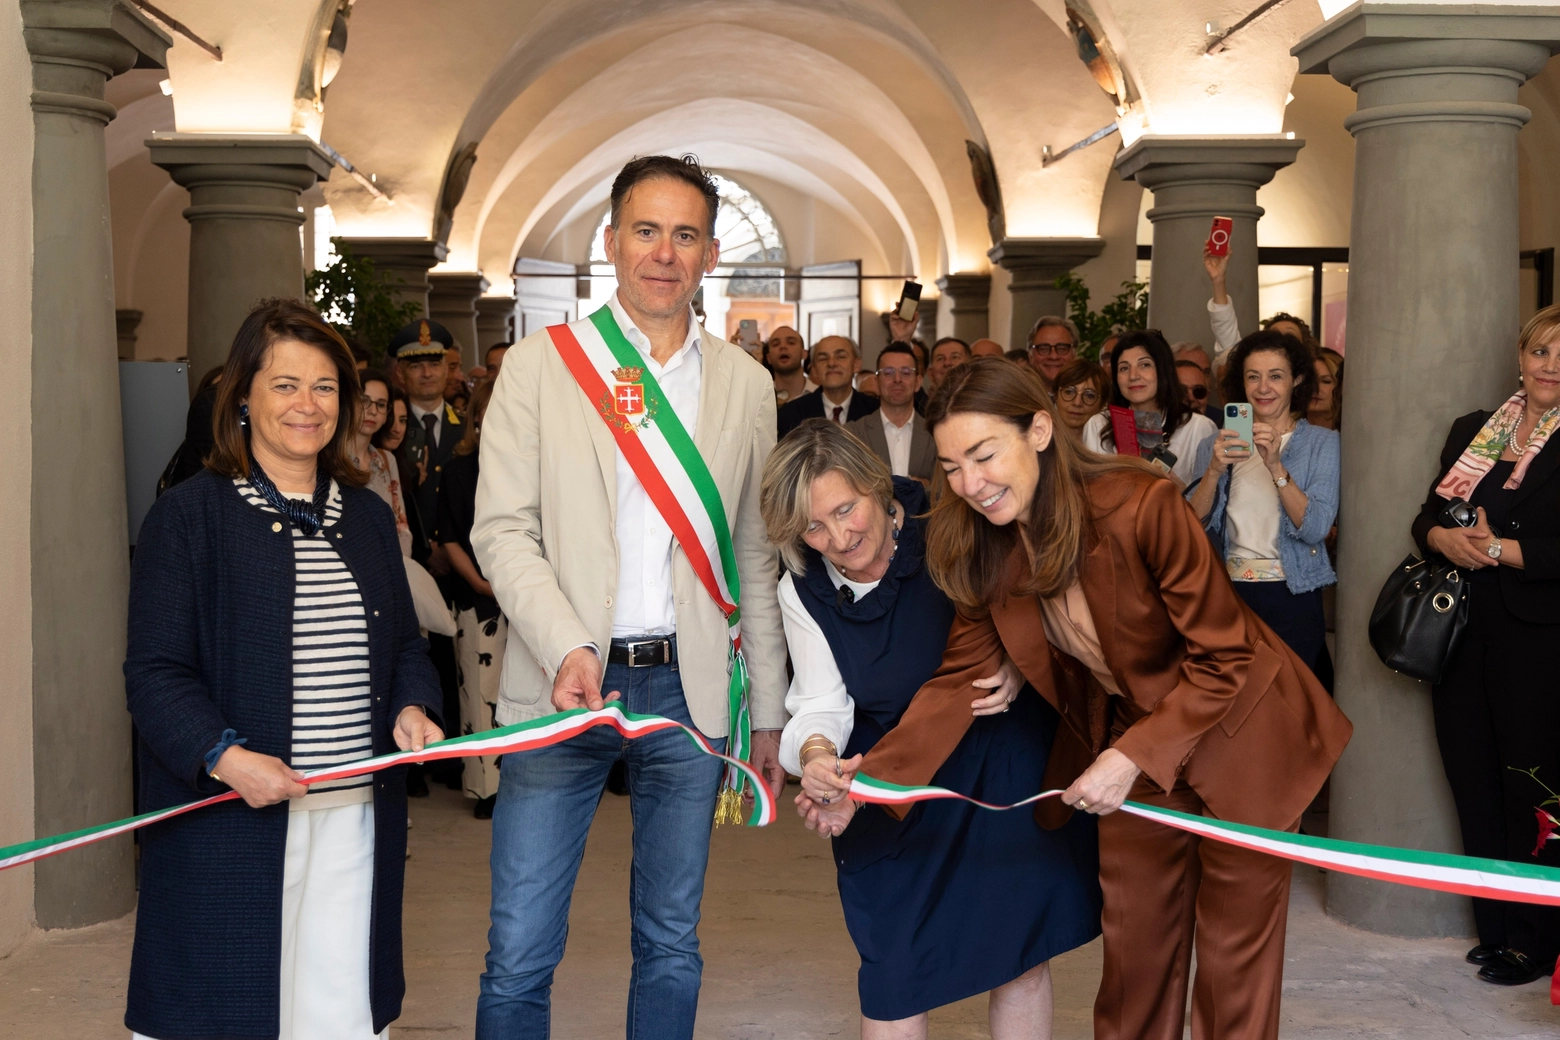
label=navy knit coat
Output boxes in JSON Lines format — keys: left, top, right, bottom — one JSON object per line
{"left": 123, "top": 469, "right": 443, "bottom": 1039}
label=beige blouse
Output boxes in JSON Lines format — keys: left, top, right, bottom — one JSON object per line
{"left": 1037, "top": 580, "right": 1122, "bottom": 696}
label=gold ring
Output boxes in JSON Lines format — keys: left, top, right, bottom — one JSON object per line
{"left": 1078, "top": 799, "right": 1089, "bottom": 809}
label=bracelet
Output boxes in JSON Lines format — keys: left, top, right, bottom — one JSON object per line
{"left": 799, "top": 738, "right": 838, "bottom": 763}
{"left": 203, "top": 728, "right": 247, "bottom": 777}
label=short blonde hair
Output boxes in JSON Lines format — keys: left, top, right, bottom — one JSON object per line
{"left": 1518, "top": 303, "right": 1560, "bottom": 357}
{"left": 760, "top": 419, "right": 893, "bottom": 575}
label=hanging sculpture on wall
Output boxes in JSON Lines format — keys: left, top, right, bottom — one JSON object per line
{"left": 965, "top": 140, "right": 1006, "bottom": 247}
{"left": 1065, "top": 4, "right": 1134, "bottom": 114}
{"left": 435, "top": 142, "right": 480, "bottom": 245}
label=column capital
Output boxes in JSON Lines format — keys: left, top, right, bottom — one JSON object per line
{"left": 149, "top": 134, "right": 333, "bottom": 227}
{"left": 1294, "top": 3, "right": 1560, "bottom": 77}
{"left": 429, "top": 271, "right": 491, "bottom": 300}
{"left": 987, "top": 238, "right": 1104, "bottom": 290}
{"left": 335, "top": 237, "right": 450, "bottom": 273}
{"left": 935, "top": 272, "right": 992, "bottom": 309}
{"left": 23, "top": 0, "right": 169, "bottom": 124}
{"left": 1114, "top": 136, "right": 1303, "bottom": 198}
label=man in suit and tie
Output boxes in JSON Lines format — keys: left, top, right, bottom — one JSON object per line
{"left": 846, "top": 341, "right": 936, "bottom": 483}
{"left": 471, "top": 154, "right": 788, "bottom": 1038}
{"left": 776, "top": 334, "right": 878, "bottom": 438}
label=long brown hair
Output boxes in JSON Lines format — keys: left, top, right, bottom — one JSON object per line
{"left": 454, "top": 380, "right": 495, "bottom": 457}
{"left": 924, "top": 358, "right": 1157, "bottom": 611}
{"left": 206, "top": 298, "right": 367, "bottom": 487}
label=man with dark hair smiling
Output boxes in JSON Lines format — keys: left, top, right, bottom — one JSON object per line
{"left": 471, "top": 155, "right": 787, "bottom": 1038}
{"left": 847, "top": 341, "right": 936, "bottom": 483}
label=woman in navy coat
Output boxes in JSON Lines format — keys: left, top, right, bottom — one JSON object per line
{"left": 124, "top": 299, "right": 443, "bottom": 1040}
{"left": 760, "top": 419, "right": 1101, "bottom": 1039}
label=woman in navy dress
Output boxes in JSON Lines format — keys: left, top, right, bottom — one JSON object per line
{"left": 760, "top": 418, "right": 1101, "bottom": 1039}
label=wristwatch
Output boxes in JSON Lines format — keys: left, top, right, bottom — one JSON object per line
{"left": 1273, "top": 472, "right": 1290, "bottom": 489}
{"left": 1486, "top": 537, "right": 1503, "bottom": 561}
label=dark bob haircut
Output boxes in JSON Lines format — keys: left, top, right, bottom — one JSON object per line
{"left": 206, "top": 298, "right": 367, "bottom": 488}
{"left": 1107, "top": 329, "right": 1191, "bottom": 437}
{"left": 1220, "top": 329, "right": 1318, "bottom": 417}
{"left": 610, "top": 154, "right": 719, "bottom": 237}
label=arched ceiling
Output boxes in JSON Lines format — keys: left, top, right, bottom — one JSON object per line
{"left": 146, "top": 0, "right": 1332, "bottom": 292}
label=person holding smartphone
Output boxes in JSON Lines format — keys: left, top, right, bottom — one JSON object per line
{"left": 1187, "top": 330, "right": 1338, "bottom": 671}
{"left": 1081, "top": 330, "right": 1217, "bottom": 488}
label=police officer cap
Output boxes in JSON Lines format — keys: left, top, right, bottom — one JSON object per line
{"left": 390, "top": 318, "right": 454, "bottom": 360}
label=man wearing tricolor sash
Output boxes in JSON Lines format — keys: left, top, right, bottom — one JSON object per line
{"left": 470, "top": 155, "right": 788, "bottom": 1038}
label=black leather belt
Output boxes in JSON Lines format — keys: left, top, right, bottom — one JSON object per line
{"left": 607, "top": 635, "right": 677, "bottom": 668}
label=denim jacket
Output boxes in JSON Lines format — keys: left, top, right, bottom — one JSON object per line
{"left": 1197, "top": 419, "right": 1340, "bottom": 594}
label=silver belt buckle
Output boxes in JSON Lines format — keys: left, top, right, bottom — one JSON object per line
{"left": 628, "top": 638, "right": 667, "bottom": 667}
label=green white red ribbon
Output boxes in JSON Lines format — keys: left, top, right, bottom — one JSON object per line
{"left": 548, "top": 308, "right": 753, "bottom": 819}
{"left": 0, "top": 706, "right": 775, "bottom": 873}
{"left": 847, "top": 775, "right": 1560, "bottom": 908}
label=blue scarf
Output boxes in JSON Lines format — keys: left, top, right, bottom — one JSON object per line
{"left": 247, "top": 460, "right": 330, "bottom": 536}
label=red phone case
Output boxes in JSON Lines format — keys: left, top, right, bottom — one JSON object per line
{"left": 1108, "top": 406, "right": 1140, "bottom": 457}
{"left": 1207, "top": 216, "right": 1232, "bottom": 257}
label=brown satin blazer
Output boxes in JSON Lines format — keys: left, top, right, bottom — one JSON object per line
{"left": 861, "top": 469, "right": 1352, "bottom": 831}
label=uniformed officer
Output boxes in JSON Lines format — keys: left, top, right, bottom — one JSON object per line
{"left": 390, "top": 318, "right": 465, "bottom": 537}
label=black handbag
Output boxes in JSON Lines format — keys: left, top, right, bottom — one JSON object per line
{"left": 1368, "top": 553, "right": 1472, "bottom": 684}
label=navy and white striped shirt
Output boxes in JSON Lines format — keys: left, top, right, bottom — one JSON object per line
{"left": 236, "top": 478, "right": 374, "bottom": 809}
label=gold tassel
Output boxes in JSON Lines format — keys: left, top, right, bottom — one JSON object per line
{"left": 713, "top": 785, "right": 745, "bottom": 827}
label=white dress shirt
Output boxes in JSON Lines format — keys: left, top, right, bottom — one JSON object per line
{"left": 606, "top": 292, "right": 703, "bottom": 639}
{"left": 410, "top": 401, "right": 442, "bottom": 447}
{"left": 879, "top": 410, "right": 914, "bottom": 477}
{"left": 822, "top": 389, "right": 853, "bottom": 425}
{"left": 777, "top": 561, "right": 879, "bottom": 775}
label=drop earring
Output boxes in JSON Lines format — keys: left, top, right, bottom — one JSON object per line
{"left": 239, "top": 403, "right": 250, "bottom": 428}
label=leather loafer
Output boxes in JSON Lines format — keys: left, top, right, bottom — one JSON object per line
{"left": 473, "top": 795, "right": 496, "bottom": 820}
{"left": 1466, "top": 943, "right": 1506, "bottom": 965}
{"left": 1477, "top": 948, "right": 1547, "bottom": 986}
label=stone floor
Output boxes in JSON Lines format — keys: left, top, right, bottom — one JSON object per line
{"left": 1, "top": 784, "right": 1555, "bottom": 1038}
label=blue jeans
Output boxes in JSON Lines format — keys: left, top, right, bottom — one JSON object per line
{"left": 475, "top": 661, "right": 726, "bottom": 1040}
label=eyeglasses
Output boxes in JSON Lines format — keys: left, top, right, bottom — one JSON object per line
{"left": 1058, "top": 386, "right": 1100, "bottom": 404}
{"left": 363, "top": 398, "right": 389, "bottom": 414}
{"left": 1029, "top": 342, "right": 1077, "bottom": 357}
{"left": 876, "top": 366, "right": 917, "bottom": 379}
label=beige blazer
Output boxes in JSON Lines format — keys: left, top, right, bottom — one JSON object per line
{"left": 845, "top": 409, "right": 937, "bottom": 483}
{"left": 471, "top": 323, "right": 788, "bottom": 737}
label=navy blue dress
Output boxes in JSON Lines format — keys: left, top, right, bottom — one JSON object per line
{"left": 793, "top": 479, "right": 1102, "bottom": 1020}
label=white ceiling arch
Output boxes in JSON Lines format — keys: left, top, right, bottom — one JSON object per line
{"left": 457, "top": 21, "right": 963, "bottom": 278}
{"left": 487, "top": 98, "right": 924, "bottom": 282}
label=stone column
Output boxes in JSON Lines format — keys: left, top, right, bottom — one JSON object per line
{"left": 428, "top": 272, "right": 488, "bottom": 369}
{"left": 1114, "top": 137, "right": 1302, "bottom": 348}
{"left": 1294, "top": 5, "right": 1560, "bottom": 938}
{"left": 334, "top": 237, "right": 448, "bottom": 320}
{"left": 936, "top": 272, "right": 991, "bottom": 344}
{"left": 987, "top": 238, "right": 1104, "bottom": 348}
{"left": 475, "top": 295, "right": 516, "bottom": 352}
{"left": 149, "top": 134, "right": 332, "bottom": 387}
{"left": 21, "top": 0, "right": 168, "bottom": 928}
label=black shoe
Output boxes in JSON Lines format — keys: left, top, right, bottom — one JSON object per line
{"left": 1466, "top": 943, "right": 1506, "bottom": 965}
{"left": 406, "top": 767, "right": 430, "bottom": 798}
{"left": 605, "top": 760, "right": 629, "bottom": 796}
{"left": 1477, "top": 948, "right": 1547, "bottom": 986}
{"left": 474, "top": 795, "right": 496, "bottom": 820}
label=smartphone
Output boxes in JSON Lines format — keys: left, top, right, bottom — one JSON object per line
{"left": 895, "top": 280, "right": 922, "bottom": 322}
{"left": 736, "top": 319, "right": 760, "bottom": 350}
{"left": 1207, "top": 216, "right": 1233, "bottom": 257}
{"left": 1223, "top": 402, "right": 1253, "bottom": 451}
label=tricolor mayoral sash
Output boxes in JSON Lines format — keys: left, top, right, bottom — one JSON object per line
{"left": 548, "top": 306, "right": 754, "bottom": 823}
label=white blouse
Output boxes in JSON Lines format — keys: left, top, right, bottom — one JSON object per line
{"left": 776, "top": 560, "right": 879, "bottom": 776}
{"left": 1082, "top": 410, "right": 1217, "bottom": 489}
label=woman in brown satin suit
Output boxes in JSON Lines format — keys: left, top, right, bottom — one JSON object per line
{"left": 805, "top": 359, "right": 1351, "bottom": 1040}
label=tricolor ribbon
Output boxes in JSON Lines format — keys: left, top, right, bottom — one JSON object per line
{"left": 0, "top": 706, "right": 775, "bottom": 873}
{"left": 848, "top": 775, "right": 1560, "bottom": 907}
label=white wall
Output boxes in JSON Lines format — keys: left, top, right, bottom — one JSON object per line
{"left": 0, "top": 0, "right": 36, "bottom": 955}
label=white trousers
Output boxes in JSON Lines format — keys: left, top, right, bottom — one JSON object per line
{"left": 456, "top": 607, "right": 506, "bottom": 799}
{"left": 134, "top": 801, "right": 386, "bottom": 1040}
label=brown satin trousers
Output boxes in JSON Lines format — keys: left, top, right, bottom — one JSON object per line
{"left": 1093, "top": 777, "right": 1296, "bottom": 1040}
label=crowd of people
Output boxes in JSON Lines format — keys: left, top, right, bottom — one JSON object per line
{"left": 120, "top": 153, "right": 1558, "bottom": 1040}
